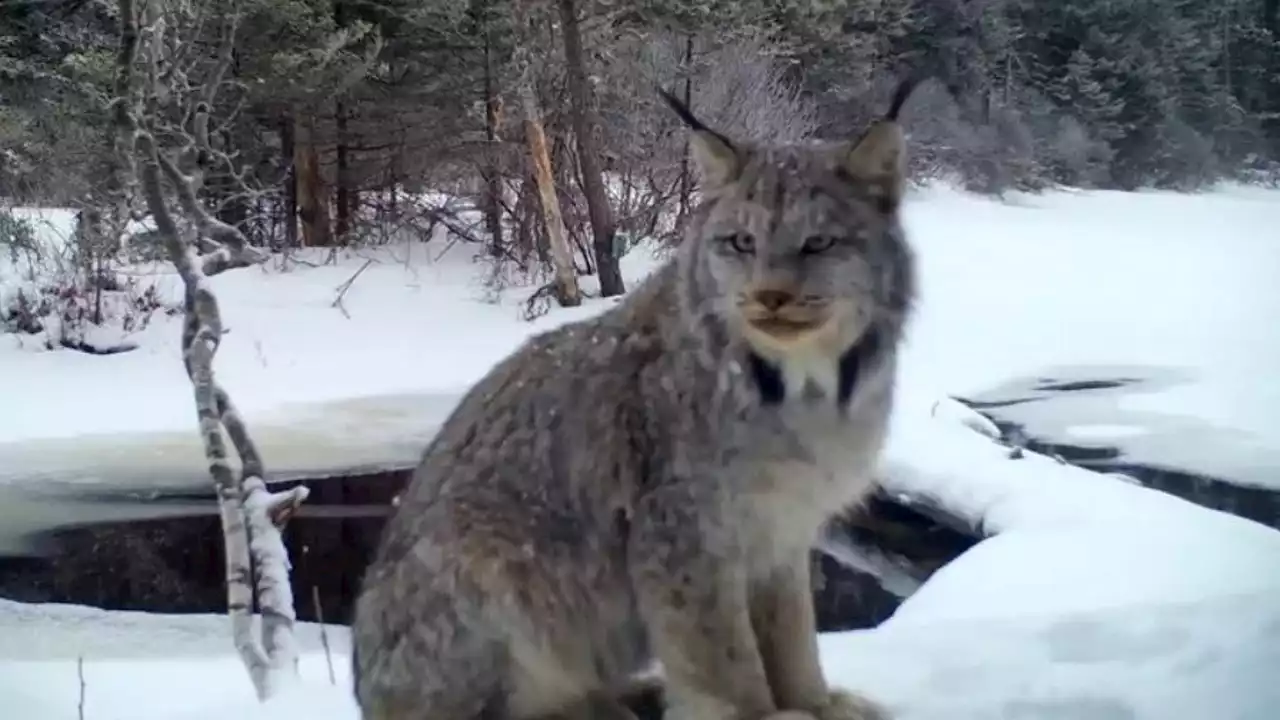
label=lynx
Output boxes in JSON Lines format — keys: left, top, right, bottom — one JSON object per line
{"left": 351, "top": 78, "right": 921, "bottom": 720}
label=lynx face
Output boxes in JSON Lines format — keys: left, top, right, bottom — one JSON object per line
{"left": 690, "top": 141, "right": 912, "bottom": 359}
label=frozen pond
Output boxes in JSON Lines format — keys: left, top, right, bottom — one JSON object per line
{"left": 961, "top": 364, "right": 1280, "bottom": 530}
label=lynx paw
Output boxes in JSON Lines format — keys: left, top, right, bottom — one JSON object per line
{"left": 812, "top": 689, "right": 891, "bottom": 720}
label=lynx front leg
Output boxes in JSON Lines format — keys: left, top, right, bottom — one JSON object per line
{"left": 751, "top": 558, "right": 826, "bottom": 710}
{"left": 630, "top": 487, "right": 778, "bottom": 720}
{"left": 752, "top": 555, "right": 890, "bottom": 720}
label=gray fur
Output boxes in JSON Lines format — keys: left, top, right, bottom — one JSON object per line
{"left": 351, "top": 107, "right": 917, "bottom": 720}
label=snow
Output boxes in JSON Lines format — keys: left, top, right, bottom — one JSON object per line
{"left": 0, "top": 599, "right": 359, "bottom": 720}
{"left": 3, "top": 183, "right": 1278, "bottom": 487}
{"left": 2, "top": 183, "right": 1280, "bottom": 717}
{"left": 0, "top": 207, "right": 78, "bottom": 311}
{"left": 963, "top": 364, "right": 1280, "bottom": 490}
{"left": 881, "top": 418, "right": 1280, "bottom": 619}
{"left": 894, "top": 184, "right": 1280, "bottom": 488}
{"left": 822, "top": 588, "right": 1280, "bottom": 720}
{"left": 925, "top": 396, "right": 1002, "bottom": 440}
{"left": 1064, "top": 423, "right": 1149, "bottom": 440}
{"left": 4, "top": 428, "right": 1278, "bottom": 719}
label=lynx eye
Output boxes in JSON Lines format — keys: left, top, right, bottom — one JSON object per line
{"left": 719, "top": 233, "right": 756, "bottom": 255}
{"left": 801, "top": 235, "right": 838, "bottom": 255}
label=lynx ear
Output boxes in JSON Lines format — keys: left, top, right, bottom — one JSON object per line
{"left": 842, "top": 75, "right": 924, "bottom": 213}
{"left": 658, "top": 87, "right": 740, "bottom": 187}
{"left": 688, "top": 129, "right": 740, "bottom": 188}
{"left": 843, "top": 121, "right": 906, "bottom": 211}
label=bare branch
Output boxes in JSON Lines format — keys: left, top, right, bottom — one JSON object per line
{"left": 77, "top": 656, "right": 86, "bottom": 720}
{"left": 330, "top": 258, "right": 375, "bottom": 319}
{"left": 201, "top": 12, "right": 240, "bottom": 110}
{"left": 137, "top": 126, "right": 274, "bottom": 688}
{"left": 155, "top": 145, "right": 267, "bottom": 275}
{"left": 312, "top": 586, "right": 337, "bottom": 686}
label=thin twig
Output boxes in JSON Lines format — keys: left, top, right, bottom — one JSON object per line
{"left": 77, "top": 656, "right": 86, "bottom": 720}
{"left": 330, "top": 258, "right": 375, "bottom": 318}
{"left": 312, "top": 585, "right": 337, "bottom": 686}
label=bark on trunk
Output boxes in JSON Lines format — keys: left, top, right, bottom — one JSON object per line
{"left": 1266, "top": 0, "right": 1280, "bottom": 150}
{"left": 522, "top": 93, "right": 581, "bottom": 306}
{"left": 280, "top": 114, "right": 298, "bottom": 249}
{"left": 85, "top": 0, "right": 140, "bottom": 273}
{"left": 481, "top": 14, "right": 505, "bottom": 258}
{"left": 512, "top": 1, "right": 580, "bottom": 307}
{"left": 333, "top": 1, "right": 352, "bottom": 243}
{"left": 294, "top": 114, "right": 332, "bottom": 247}
{"left": 515, "top": 174, "right": 544, "bottom": 265}
{"left": 335, "top": 97, "right": 352, "bottom": 243}
{"left": 557, "top": 0, "right": 623, "bottom": 296}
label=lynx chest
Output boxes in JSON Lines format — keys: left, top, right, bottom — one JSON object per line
{"left": 734, "top": 390, "right": 891, "bottom": 563}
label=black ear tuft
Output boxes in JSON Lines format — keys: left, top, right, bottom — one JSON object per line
{"left": 885, "top": 74, "right": 927, "bottom": 122}
{"left": 657, "top": 86, "right": 707, "bottom": 133}
{"left": 656, "top": 85, "right": 737, "bottom": 151}
{"left": 656, "top": 85, "right": 742, "bottom": 187}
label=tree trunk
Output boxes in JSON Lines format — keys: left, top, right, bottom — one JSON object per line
{"left": 281, "top": 114, "right": 298, "bottom": 249}
{"left": 557, "top": 0, "right": 623, "bottom": 297}
{"left": 388, "top": 156, "right": 398, "bottom": 217}
{"left": 215, "top": 128, "right": 250, "bottom": 236}
{"left": 333, "top": 0, "right": 352, "bottom": 244}
{"left": 481, "top": 9, "right": 505, "bottom": 258}
{"left": 1266, "top": 0, "right": 1280, "bottom": 151}
{"left": 512, "top": 1, "right": 580, "bottom": 307}
{"left": 294, "top": 113, "right": 332, "bottom": 248}
{"left": 84, "top": 0, "right": 140, "bottom": 274}
{"left": 335, "top": 97, "right": 352, "bottom": 243}
{"left": 515, "top": 174, "right": 543, "bottom": 265}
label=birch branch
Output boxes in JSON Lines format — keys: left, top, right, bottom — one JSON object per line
{"left": 156, "top": 150, "right": 267, "bottom": 275}
{"left": 138, "top": 126, "right": 275, "bottom": 693}
{"left": 115, "top": 0, "right": 307, "bottom": 701}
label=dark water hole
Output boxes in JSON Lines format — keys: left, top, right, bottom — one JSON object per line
{"left": 0, "top": 468, "right": 976, "bottom": 633}
{"left": 5, "top": 365, "right": 1274, "bottom": 635}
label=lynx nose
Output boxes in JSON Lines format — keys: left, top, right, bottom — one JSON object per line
{"left": 752, "top": 289, "right": 795, "bottom": 311}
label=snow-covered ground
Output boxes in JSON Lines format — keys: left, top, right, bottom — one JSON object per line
{"left": 3, "top": 183, "right": 1278, "bottom": 487}
{"left": 2, "top": 183, "right": 1280, "bottom": 718}
{"left": 4, "top": 424, "right": 1278, "bottom": 719}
